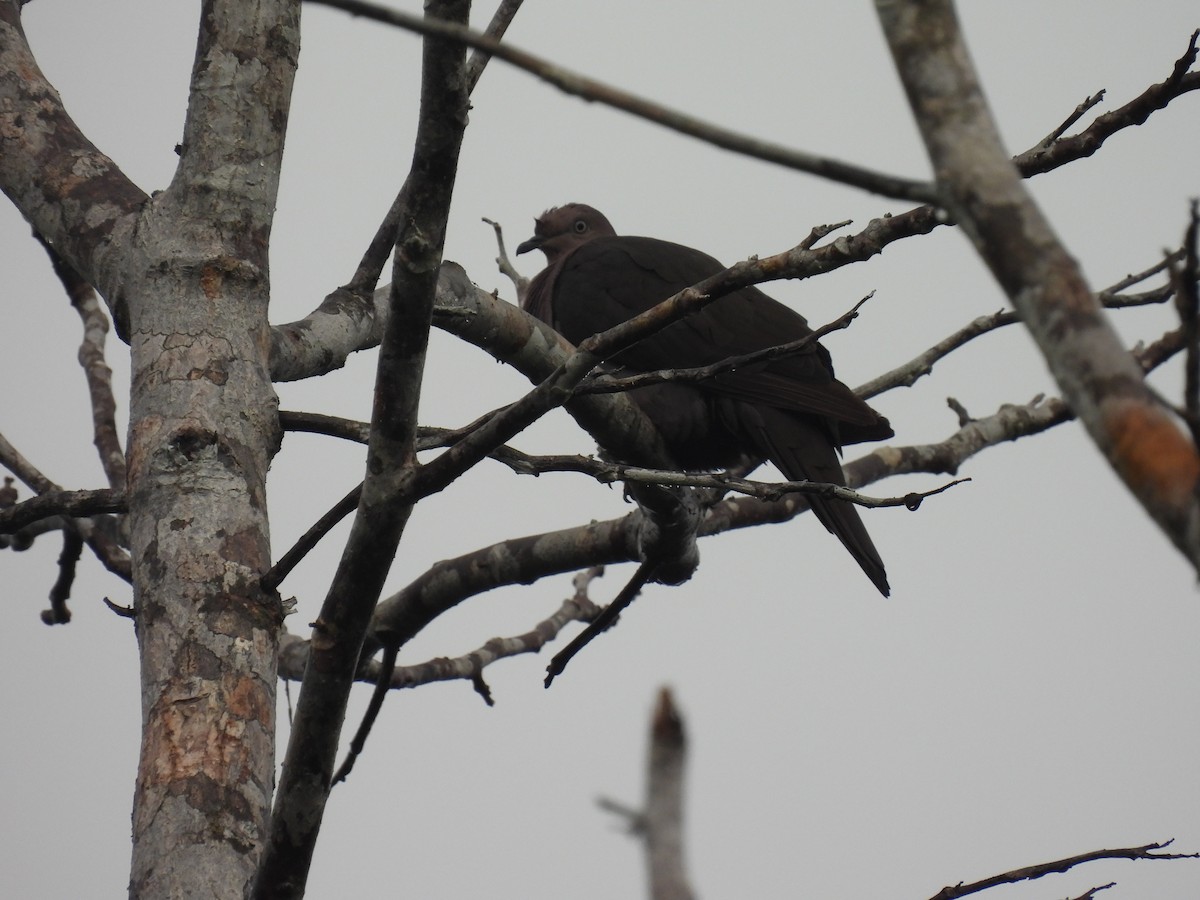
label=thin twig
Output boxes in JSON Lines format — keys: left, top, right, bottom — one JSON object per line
{"left": 332, "top": 643, "right": 397, "bottom": 785}
{"left": 858, "top": 251, "right": 1185, "bottom": 401}
{"left": 798, "top": 220, "right": 853, "bottom": 250}
{"left": 260, "top": 483, "right": 361, "bottom": 592}
{"left": 344, "top": 1, "right": 523, "bottom": 294}
{"left": 577, "top": 293, "right": 872, "bottom": 395}
{"left": 316, "top": 589, "right": 604, "bottom": 774}
{"left": 545, "top": 558, "right": 657, "bottom": 686}
{"left": 41, "top": 528, "right": 83, "bottom": 625}
{"left": 464, "top": 0, "right": 525, "bottom": 92}
{"left": 1037, "top": 90, "right": 1106, "bottom": 148}
{"left": 482, "top": 216, "right": 528, "bottom": 299}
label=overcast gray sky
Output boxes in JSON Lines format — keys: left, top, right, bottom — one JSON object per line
{"left": 3, "top": 2, "right": 1198, "bottom": 898}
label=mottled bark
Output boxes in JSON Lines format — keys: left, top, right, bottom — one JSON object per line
{"left": 0, "top": 1, "right": 146, "bottom": 323}
{"left": 119, "top": 2, "right": 300, "bottom": 897}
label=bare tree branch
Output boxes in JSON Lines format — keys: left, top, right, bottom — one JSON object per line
{"left": 323, "top": 583, "right": 603, "bottom": 782}
{"left": 0, "top": 4, "right": 146, "bottom": 330}
{"left": 1035, "top": 90, "right": 1106, "bottom": 149}
{"left": 0, "top": 431, "right": 130, "bottom": 579}
{"left": 857, "top": 254, "right": 1186, "bottom": 400}
{"left": 876, "top": 2, "right": 1200, "bottom": 572}
{"left": 306, "top": 0, "right": 938, "bottom": 203}
{"left": 41, "top": 528, "right": 83, "bottom": 625}
{"left": 544, "top": 559, "right": 657, "bottom": 686}
{"left": 643, "top": 689, "right": 694, "bottom": 900}
{"left": 257, "top": 3, "right": 473, "bottom": 895}
{"left": 482, "top": 216, "right": 529, "bottom": 299}
{"left": 926, "top": 840, "right": 1197, "bottom": 899}
{"left": 0, "top": 488, "right": 125, "bottom": 532}
{"left": 34, "top": 235, "right": 127, "bottom": 491}
{"left": 340, "top": 0, "right": 528, "bottom": 298}
{"left": 464, "top": 0, "right": 525, "bottom": 93}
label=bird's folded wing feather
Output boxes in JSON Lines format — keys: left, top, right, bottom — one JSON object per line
{"left": 555, "top": 236, "right": 885, "bottom": 430}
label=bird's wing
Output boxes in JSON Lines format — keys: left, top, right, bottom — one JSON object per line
{"left": 555, "top": 236, "right": 887, "bottom": 431}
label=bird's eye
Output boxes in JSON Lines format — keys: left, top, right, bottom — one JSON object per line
{"left": 573, "top": 219, "right": 588, "bottom": 234}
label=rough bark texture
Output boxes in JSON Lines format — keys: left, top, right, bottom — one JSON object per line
{"left": 122, "top": 2, "right": 299, "bottom": 896}
{"left": 2, "top": 1, "right": 298, "bottom": 894}
{"left": 0, "top": 2, "right": 146, "bottom": 307}
{"left": 875, "top": 0, "right": 1200, "bottom": 569}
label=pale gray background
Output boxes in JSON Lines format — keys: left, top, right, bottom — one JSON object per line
{"left": 2, "top": 2, "right": 1198, "bottom": 897}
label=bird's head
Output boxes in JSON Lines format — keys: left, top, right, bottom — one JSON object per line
{"left": 516, "top": 203, "right": 616, "bottom": 264}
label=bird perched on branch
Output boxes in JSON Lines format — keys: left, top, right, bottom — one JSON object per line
{"left": 516, "top": 203, "right": 893, "bottom": 596}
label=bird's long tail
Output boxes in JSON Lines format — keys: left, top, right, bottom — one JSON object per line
{"left": 731, "top": 403, "right": 890, "bottom": 597}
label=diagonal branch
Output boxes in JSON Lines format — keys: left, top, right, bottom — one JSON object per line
{"left": 343, "top": 0, "right": 528, "bottom": 296}
{"left": 306, "top": 0, "right": 937, "bottom": 203}
{"left": 927, "top": 840, "right": 1196, "bottom": 900}
{"left": 255, "top": 3, "right": 473, "bottom": 896}
{"left": 1172, "top": 201, "right": 1200, "bottom": 444}
{"left": 464, "top": 0, "right": 525, "bottom": 93}
{"left": 876, "top": 3, "right": 1200, "bottom": 571}
{"left": 577, "top": 293, "right": 872, "bottom": 395}
{"left": 0, "top": 2, "right": 147, "bottom": 330}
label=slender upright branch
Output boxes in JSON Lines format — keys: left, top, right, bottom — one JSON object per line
{"left": 255, "top": 3, "right": 472, "bottom": 896}
{"left": 36, "top": 236, "right": 127, "bottom": 491}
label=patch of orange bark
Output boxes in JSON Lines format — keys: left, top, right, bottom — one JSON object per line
{"left": 1108, "top": 404, "right": 1200, "bottom": 505}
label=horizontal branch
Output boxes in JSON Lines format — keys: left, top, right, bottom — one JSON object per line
{"left": 928, "top": 840, "right": 1196, "bottom": 900}
{"left": 0, "top": 488, "right": 125, "bottom": 533}
{"left": 577, "top": 293, "right": 871, "bottom": 395}
{"left": 488, "top": 450, "right": 966, "bottom": 510}
{"left": 278, "top": 590, "right": 601, "bottom": 691}
{"left": 0, "top": 432, "right": 130, "bottom": 579}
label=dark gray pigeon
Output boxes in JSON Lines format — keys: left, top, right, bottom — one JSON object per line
{"left": 518, "top": 203, "right": 893, "bottom": 596}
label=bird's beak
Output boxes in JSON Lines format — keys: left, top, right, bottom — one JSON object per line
{"left": 515, "top": 235, "right": 541, "bottom": 255}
